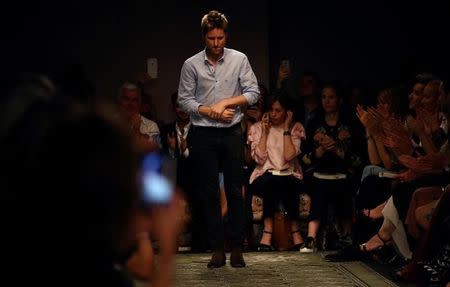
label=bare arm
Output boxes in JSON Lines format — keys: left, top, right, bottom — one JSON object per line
{"left": 198, "top": 105, "right": 235, "bottom": 122}
{"left": 283, "top": 111, "right": 297, "bottom": 161}
{"left": 257, "top": 113, "right": 270, "bottom": 154}
{"left": 125, "top": 234, "right": 154, "bottom": 281}
{"left": 407, "top": 115, "right": 439, "bottom": 154}
{"left": 366, "top": 130, "right": 382, "bottom": 165}
{"left": 373, "top": 134, "right": 393, "bottom": 170}
{"left": 357, "top": 105, "right": 392, "bottom": 168}
{"left": 209, "top": 95, "right": 249, "bottom": 119}
{"left": 149, "top": 192, "right": 185, "bottom": 287}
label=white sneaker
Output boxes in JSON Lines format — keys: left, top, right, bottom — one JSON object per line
{"left": 178, "top": 246, "right": 191, "bottom": 252}
{"left": 299, "top": 237, "right": 316, "bottom": 253}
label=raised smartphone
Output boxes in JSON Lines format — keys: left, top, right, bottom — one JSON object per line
{"left": 281, "top": 59, "right": 290, "bottom": 73}
{"left": 139, "top": 153, "right": 173, "bottom": 205}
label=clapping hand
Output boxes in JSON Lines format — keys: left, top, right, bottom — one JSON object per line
{"left": 398, "top": 153, "right": 450, "bottom": 179}
{"left": 398, "top": 154, "right": 438, "bottom": 174}
{"left": 320, "top": 135, "right": 337, "bottom": 152}
{"left": 416, "top": 107, "right": 441, "bottom": 135}
{"left": 418, "top": 152, "right": 449, "bottom": 170}
{"left": 382, "top": 117, "right": 413, "bottom": 156}
{"left": 398, "top": 155, "right": 424, "bottom": 172}
{"left": 406, "top": 115, "right": 425, "bottom": 136}
{"left": 368, "top": 106, "right": 387, "bottom": 122}
{"left": 356, "top": 105, "right": 382, "bottom": 136}
{"left": 396, "top": 169, "right": 420, "bottom": 182}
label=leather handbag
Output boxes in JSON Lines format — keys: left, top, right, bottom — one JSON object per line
{"left": 273, "top": 211, "right": 293, "bottom": 251}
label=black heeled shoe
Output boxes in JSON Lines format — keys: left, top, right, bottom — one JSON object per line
{"left": 257, "top": 230, "right": 275, "bottom": 252}
{"left": 360, "top": 232, "right": 388, "bottom": 252}
{"left": 325, "top": 233, "right": 387, "bottom": 262}
{"left": 257, "top": 243, "right": 275, "bottom": 251}
{"left": 289, "top": 230, "right": 305, "bottom": 251}
{"left": 207, "top": 250, "right": 226, "bottom": 268}
{"left": 230, "top": 247, "right": 246, "bottom": 268}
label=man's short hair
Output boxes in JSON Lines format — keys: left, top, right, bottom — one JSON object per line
{"left": 201, "top": 10, "right": 228, "bottom": 36}
{"left": 119, "top": 81, "right": 141, "bottom": 100}
{"left": 121, "top": 82, "right": 139, "bottom": 92}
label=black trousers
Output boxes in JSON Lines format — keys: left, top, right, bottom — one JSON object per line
{"left": 191, "top": 124, "right": 244, "bottom": 251}
{"left": 249, "top": 172, "right": 303, "bottom": 220}
{"left": 309, "top": 177, "right": 353, "bottom": 222}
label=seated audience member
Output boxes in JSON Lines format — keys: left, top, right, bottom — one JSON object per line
{"left": 350, "top": 86, "right": 410, "bottom": 244}
{"left": 395, "top": 186, "right": 450, "bottom": 285}
{"left": 326, "top": 76, "right": 450, "bottom": 264}
{"left": 247, "top": 94, "right": 307, "bottom": 251}
{"left": 118, "top": 81, "right": 161, "bottom": 154}
{"left": 301, "top": 83, "right": 360, "bottom": 252}
{"left": 356, "top": 86, "right": 409, "bottom": 221}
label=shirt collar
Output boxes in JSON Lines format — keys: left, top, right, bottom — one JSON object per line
{"left": 203, "top": 48, "right": 227, "bottom": 64}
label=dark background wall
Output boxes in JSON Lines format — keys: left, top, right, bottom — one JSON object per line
{"left": 268, "top": 0, "right": 449, "bottom": 91}
{"left": 7, "top": 0, "right": 269, "bottom": 123}
{"left": 6, "top": 0, "right": 449, "bottom": 122}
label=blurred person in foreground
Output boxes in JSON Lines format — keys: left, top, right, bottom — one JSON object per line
{"left": 1, "top": 73, "right": 181, "bottom": 287}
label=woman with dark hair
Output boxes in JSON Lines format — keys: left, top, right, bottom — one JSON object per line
{"left": 302, "top": 83, "right": 359, "bottom": 252}
{"left": 248, "top": 94, "right": 307, "bottom": 251}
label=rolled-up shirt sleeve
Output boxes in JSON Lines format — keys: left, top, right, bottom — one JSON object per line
{"left": 248, "top": 123, "right": 268, "bottom": 164}
{"left": 239, "top": 56, "right": 260, "bottom": 106}
{"left": 178, "top": 61, "right": 201, "bottom": 115}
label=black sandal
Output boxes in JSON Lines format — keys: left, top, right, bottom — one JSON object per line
{"left": 257, "top": 231, "right": 275, "bottom": 252}
{"left": 376, "top": 232, "right": 389, "bottom": 246}
{"left": 359, "top": 232, "right": 388, "bottom": 254}
{"left": 289, "top": 230, "right": 305, "bottom": 251}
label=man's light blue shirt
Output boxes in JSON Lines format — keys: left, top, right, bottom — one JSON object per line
{"left": 178, "top": 48, "right": 260, "bottom": 128}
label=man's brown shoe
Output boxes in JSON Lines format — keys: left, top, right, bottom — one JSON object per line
{"left": 207, "top": 250, "right": 226, "bottom": 268}
{"left": 230, "top": 247, "right": 246, "bottom": 268}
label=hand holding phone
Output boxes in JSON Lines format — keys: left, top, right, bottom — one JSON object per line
{"left": 261, "top": 112, "right": 271, "bottom": 134}
{"left": 140, "top": 153, "right": 174, "bottom": 205}
{"left": 281, "top": 60, "right": 290, "bottom": 73}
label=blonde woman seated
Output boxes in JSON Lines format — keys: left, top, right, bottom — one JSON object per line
{"left": 248, "top": 95, "right": 306, "bottom": 251}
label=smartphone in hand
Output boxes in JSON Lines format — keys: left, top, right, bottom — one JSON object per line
{"left": 139, "top": 153, "right": 174, "bottom": 206}
{"left": 281, "top": 59, "right": 290, "bottom": 73}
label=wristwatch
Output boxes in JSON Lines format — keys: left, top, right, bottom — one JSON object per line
{"left": 283, "top": 130, "right": 291, "bottom": 136}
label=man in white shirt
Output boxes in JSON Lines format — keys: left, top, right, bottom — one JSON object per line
{"left": 178, "top": 10, "right": 260, "bottom": 268}
{"left": 118, "top": 82, "right": 160, "bottom": 154}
